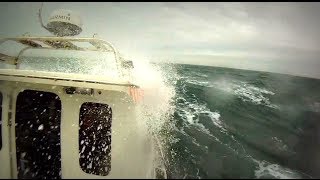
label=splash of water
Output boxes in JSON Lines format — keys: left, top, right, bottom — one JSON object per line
{"left": 129, "top": 59, "right": 177, "bottom": 178}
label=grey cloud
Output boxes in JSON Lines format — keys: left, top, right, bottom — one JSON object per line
{"left": 0, "top": 2, "right": 319, "bottom": 78}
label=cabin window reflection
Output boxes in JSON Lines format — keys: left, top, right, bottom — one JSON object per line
{"left": 0, "top": 92, "right": 2, "bottom": 150}
{"left": 79, "top": 102, "right": 112, "bottom": 176}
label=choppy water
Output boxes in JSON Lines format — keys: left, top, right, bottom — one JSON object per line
{"left": 155, "top": 63, "right": 320, "bottom": 179}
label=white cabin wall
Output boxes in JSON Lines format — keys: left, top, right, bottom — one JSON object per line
{"left": 0, "top": 80, "right": 154, "bottom": 179}
{"left": 0, "top": 87, "right": 11, "bottom": 178}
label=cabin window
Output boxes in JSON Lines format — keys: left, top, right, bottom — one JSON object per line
{"left": 79, "top": 102, "right": 112, "bottom": 176}
{"left": 15, "top": 90, "right": 61, "bottom": 179}
{"left": 0, "top": 92, "right": 2, "bottom": 150}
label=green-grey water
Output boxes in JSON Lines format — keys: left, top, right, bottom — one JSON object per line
{"left": 158, "top": 63, "right": 320, "bottom": 179}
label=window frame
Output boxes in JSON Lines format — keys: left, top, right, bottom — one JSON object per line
{"left": 0, "top": 92, "right": 2, "bottom": 150}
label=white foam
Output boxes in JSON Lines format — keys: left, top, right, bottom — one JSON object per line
{"left": 211, "top": 79, "right": 279, "bottom": 109}
{"left": 253, "top": 159, "right": 304, "bottom": 179}
{"left": 185, "top": 79, "right": 211, "bottom": 87}
{"left": 174, "top": 95, "right": 227, "bottom": 146}
{"left": 309, "top": 102, "right": 320, "bottom": 113}
{"left": 207, "top": 111, "right": 224, "bottom": 131}
{"left": 179, "top": 99, "right": 226, "bottom": 132}
{"left": 271, "top": 137, "right": 290, "bottom": 152}
{"left": 233, "top": 83, "right": 279, "bottom": 109}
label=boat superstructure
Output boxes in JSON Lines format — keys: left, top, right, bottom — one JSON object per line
{"left": 0, "top": 3, "right": 166, "bottom": 179}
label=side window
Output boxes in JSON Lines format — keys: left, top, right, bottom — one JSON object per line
{"left": 15, "top": 90, "right": 62, "bottom": 179}
{"left": 79, "top": 102, "right": 112, "bottom": 176}
{"left": 0, "top": 92, "right": 2, "bottom": 150}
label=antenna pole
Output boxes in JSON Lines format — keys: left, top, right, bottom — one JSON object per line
{"left": 38, "top": 2, "right": 50, "bottom": 32}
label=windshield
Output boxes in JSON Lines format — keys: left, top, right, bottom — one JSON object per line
{"left": 0, "top": 48, "right": 119, "bottom": 77}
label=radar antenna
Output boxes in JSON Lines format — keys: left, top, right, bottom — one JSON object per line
{"left": 37, "top": 2, "right": 83, "bottom": 37}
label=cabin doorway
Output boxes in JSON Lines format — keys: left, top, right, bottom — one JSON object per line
{"left": 15, "top": 90, "right": 62, "bottom": 179}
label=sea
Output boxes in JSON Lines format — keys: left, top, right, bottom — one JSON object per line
{"left": 153, "top": 63, "right": 320, "bottom": 179}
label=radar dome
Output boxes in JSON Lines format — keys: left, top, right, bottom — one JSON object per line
{"left": 46, "top": 9, "right": 82, "bottom": 36}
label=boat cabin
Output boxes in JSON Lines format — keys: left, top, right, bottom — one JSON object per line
{"left": 0, "top": 36, "right": 156, "bottom": 179}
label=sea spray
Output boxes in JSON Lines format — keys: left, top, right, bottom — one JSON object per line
{"left": 130, "top": 60, "right": 177, "bottom": 178}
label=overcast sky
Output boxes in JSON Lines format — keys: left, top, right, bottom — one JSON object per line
{"left": 1, "top": 2, "right": 320, "bottom": 78}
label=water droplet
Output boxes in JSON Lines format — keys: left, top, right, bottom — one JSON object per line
{"left": 81, "top": 146, "right": 86, "bottom": 153}
{"left": 38, "top": 124, "right": 44, "bottom": 131}
{"left": 87, "top": 162, "right": 92, "bottom": 169}
{"left": 21, "top": 152, "right": 26, "bottom": 158}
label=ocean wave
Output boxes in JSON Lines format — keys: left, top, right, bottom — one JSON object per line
{"left": 185, "top": 79, "right": 210, "bottom": 87}
{"left": 184, "top": 77, "right": 279, "bottom": 109}
{"left": 271, "top": 137, "right": 290, "bottom": 152}
{"left": 177, "top": 100, "right": 225, "bottom": 133}
{"left": 210, "top": 79, "right": 279, "bottom": 109}
{"left": 233, "top": 83, "right": 279, "bottom": 109}
{"left": 252, "top": 159, "right": 308, "bottom": 179}
{"left": 309, "top": 102, "right": 320, "bottom": 113}
{"left": 166, "top": 64, "right": 320, "bottom": 179}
